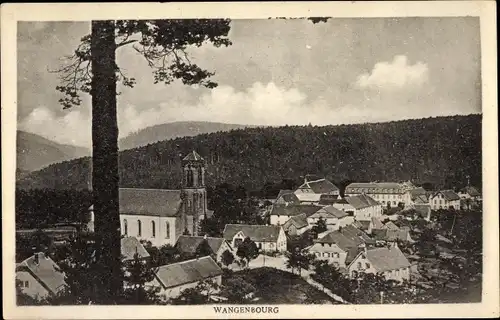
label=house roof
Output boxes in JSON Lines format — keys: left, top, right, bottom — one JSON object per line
{"left": 154, "top": 256, "right": 222, "bottom": 289}
{"left": 295, "top": 193, "right": 322, "bottom": 202}
{"left": 432, "top": 190, "right": 461, "bottom": 201}
{"left": 371, "top": 217, "right": 384, "bottom": 229}
{"left": 119, "top": 188, "right": 182, "bottom": 217}
{"left": 319, "top": 195, "right": 346, "bottom": 206}
{"left": 297, "top": 178, "right": 339, "bottom": 194}
{"left": 353, "top": 220, "right": 371, "bottom": 231}
{"left": 372, "top": 229, "right": 413, "bottom": 243}
{"left": 346, "top": 182, "right": 406, "bottom": 194}
{"left": 414, "top": 204, "right": 431, "bottom": 215}
{"left": 276, "top": 190, "right": 300, "bottom": 204}
{"left": 223, "top": 224, "right": 282, "bottom": 242}
{"left": 283, "top": 213, "right": 309, "bottom": 230}
{"left": 315, "top": 231, "right": 360, "bottom": 250}
{"left": 309, "top": 206, "right": 348, "bottom": 219}
{"left": 121, "top": 236, "right": 150, "bottom": 261}
{"left": 356, "top": 246, "right": 410, "bottom": 272}
{"left": 182, "top": 150, "right": 204, "bottom": 161}
{"left": 409, "top": 187, "right": 427, "bottom": 199}
{"left": 270, "top": 204, "right": 320, "bottom": 217}
{"left": 460, "top": 186, "right": 481, "bottom": 197}
{"left": 175, "top": 235, "right": 228, "bottom": 255}
{"left": 341, "top": 225, "right": 375, "bottom": 245}
{"left": 345, "top": 194, "right": 380, "bottom": 209}
{"left": 16, "top": 252, "right": 67, "bottom": 295}
{"left": 383, "top": 221, "right": 400, "bottom": 231}
{"left": 413, "top": 194, "right": 429, "bottom": 204}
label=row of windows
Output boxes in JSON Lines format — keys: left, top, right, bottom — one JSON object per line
{"left": 314, "top": 252, "right": 340, "bottom": 258}
{"left": 123, "top": 219, "right": 170, "bottom": 239}
{"left": 18, "top": 280, "right": 30, "bottom": 288}
{"left": 357, "top": 262, "right": 371, "bottom": 269}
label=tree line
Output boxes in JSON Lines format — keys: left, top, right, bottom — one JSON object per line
{"left": 18, "top": 114, "right": 482, "bottom": 194}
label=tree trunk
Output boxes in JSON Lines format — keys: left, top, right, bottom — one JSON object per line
{"left": 91, "top": 20, "right": 122, "bottom": 303}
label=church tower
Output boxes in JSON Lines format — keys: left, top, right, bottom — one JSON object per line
{"left": 181, "top": 150, "right": 207, "bottom": 236}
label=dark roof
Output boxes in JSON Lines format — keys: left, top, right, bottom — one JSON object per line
{"left": 433, "top": 190, "right": 460, "bottom": 201}
{"left": 345, "top": 194, "right": 380, "bottom": 209}
{"left": 409, "top": 187, "right": 427, "bottom": 199}
{"left": 414, "top": 204, "right": 431, "bottom": 215}
{"left": 182, "top": 150, "right": 204, "bottom": 161}
{"left": 360, "top": 246, "right": 411, "bottom": 272}
{"left": 309, "top": 206, "right": 348, "bottom": 219}
{"left": 276, "top": 190, "right": 300, "bottom": 204}
{"left": 121, "top": 237, "right": 150, "bottom": 261}
{"left": 16, "top": 252, "right": 67, "bottom": 295}
{"left": 175, "top": 236, "right": 227, "bottom": 255}
{"left": 298, "top": 178, "right": 339, "bottom": 194}
{"left": 119, "top": 188, "right": 182, "bottom": 217}
{"left": 383, "top": 221, "right": 399, "bottom": 231}
{"left": 315, "top": 231, "right": 359, "bottom": 250}
{"left": 354, "top": 220, "right": 371, "bottom": 231}
{"left": 283, "top": 213, "right": 309, "bottom": 230}
{"left": 270, "top": 204, "right": 320, "bottom": 217}
{"left": 319, "top": 195, "right": 346, "bottom": 206}
{"left": 372, "top": 229, "right": 412, "bottom": 242}
{"left": 341, "top": 225, "right": 374, "bottom": 245}
{"left": 460, "top": 186, "right": 481, "bottom": 197}
{"left": 223, "top": 224, "right": 282, "bottom": 242}
{"left": 154, "top": 256, "right": 222, "bottom": 289}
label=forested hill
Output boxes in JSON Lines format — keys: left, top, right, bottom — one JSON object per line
{"left": 17, "top": 114, "right": 482, "bottom": 192}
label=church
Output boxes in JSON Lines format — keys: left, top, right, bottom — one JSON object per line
{"left": 87, "top": 150, "right": 209, "bottom": 247}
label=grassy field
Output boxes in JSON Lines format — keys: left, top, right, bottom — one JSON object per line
{"left": 223, "top": 267, "right": 340, "bottom": 304}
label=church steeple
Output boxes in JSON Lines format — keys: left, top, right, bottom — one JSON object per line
{"left": 182, "top": 150, "right": 205, "bottom": 188}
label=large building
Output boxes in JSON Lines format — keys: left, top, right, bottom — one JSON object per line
{"left": 429, "top": 190, "right": 461, "bottom": 210}
{"left": 223, "top": 224, "right": 287, "bottom": 252}
{"left": 294, "top": 176, "right": 340, "bottom": 204}
{"left": 342, "top": 194, "right": 383, "bottom": 221}
{"left": 88, "top": 151, "right": 209, "bottom": 247}
{"left": 345, "top": 182, "right": 417, "bottom": 206}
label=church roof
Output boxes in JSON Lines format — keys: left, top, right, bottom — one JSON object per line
{"left": 119, "top": 188, "right": 182, "bottom": 217}
{"left": 183, "top": 150, "right": 204, "bottom": 161}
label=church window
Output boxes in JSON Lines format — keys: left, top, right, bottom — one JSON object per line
{"left": 151, "top": 221, "right": 156, "bottom": 238}
{"left": 137, "top": 220, "right": 142, "bottom": 237}
{"left": 124, "top": 219, "right": 128, "bottom": 236}
{"left": 165, "top": 222, "right": 170, "bottom": 239}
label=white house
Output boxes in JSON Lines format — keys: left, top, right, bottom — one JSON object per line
{"left": 345, "top": 182, "right": 417, "bottom": 207}
{"left": 294, "top": 176, "right": 340, "bottom": 204}
{"left": 343, "top": 194, "right": 383, "bottom": 221}
{"left": 16, "top": 252, "right": 67, "bottom": 301}
{"left": 347, "top": 243, "right": 411, "bottom": 282}
{"left": 307, "top": 205, "right": 354, "bottom": 231}
{"left": 146, "top": 256, "right": 223, "bottom": 300}
{"left": 175, "top": 235, "right": 233, "bottom": 262}
{"left": 429, "top": 190, "right": 461, "bottom": 210}
{"left": 223, "top": 224, "right": 287, "bottom": 253}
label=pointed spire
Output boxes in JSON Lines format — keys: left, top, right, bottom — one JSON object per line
{"left": 182, "top": 150, "right": 204, "bottom": 161}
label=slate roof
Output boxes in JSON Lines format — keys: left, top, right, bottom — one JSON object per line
{"left": 309, "top": 206, "right": 348, "bottom": 219}
{"left": 460, "top": 186, "right": 481, "bottom": 197}
{"left": 432, "top": 190, "right": 461, "bottom": 201}
{"left": 223, "top": 224, "right": 282, "bottom": 242}
{"left": 175, "top": 235, "right": 228, "bottom": 255}
{"left": 346, "top": 182, "right": 406, "bottom": 194}
{"left": 356, "top": 246, "right": 411, "bottom": 272}
{"left": 345, "top": 194, "right": 380, "bottom": 209}
{"left": 121, "top": 236, "right": 151, "bottom": 261}
{"left": 270, "top": 204, "right": 320, "bottom": 217}
{"left": 297, "top": 178, "right": 339, "bottom": 194}
{"left": 16, "top": 252, "right": 67, "bottom": 295}
{"left": 283, "top": 213, "right": 309, "bottom": 230}
{"left": 182, "top": 150, "right": 204, "bottom": 161}
{"left": 154, "top": 256, "right": 222, "bottom": 289}
{"left": 119, "top": 188, "right": 182, "bottom": 217}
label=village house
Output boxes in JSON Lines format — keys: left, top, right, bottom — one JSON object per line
{"left": 223, "top": 224, "right": 287, "bottom": 253}
{"left": 345, "top": 182, "right": 417, "bottom": 207}
{"left": 429, "top": 190, "right": 461, "bottom": 210}
{"left": 175, "top": 235, "right": 233, "bottom": 262}
{"left": 343, "top": 194, "right": 383, "bottom": 221}
{"left": 307, "top": 205, "right": 354, "bottom": 231}
{"left": 146, "top": 256, "right": 223, "bottom": 300}
{"left": 347, "top": 243, "right": 411, "bottom": 282}
{"left": 269, "top": 204, "right": 320, "bottom": 226}
{"left": 370, "top": 221, "right": 415, "bottom": 243}
{"left": 274, "top": 190, "right": 301, "bottom": 206}
{"left": 294, "top": 175, "right": 340, "bottom": 204}
{"left": 282, "top": 213, "right": 310, "bottom": 236}
{"left": 306, "top": 227, "right": 371, "bottom": 270}
{"left": 458, "top": 186, "right": 481, "bottom": 201}
{"left": 87, "top": 151, "right": 210, "bottom": 247}
{"left": 353, "top": 217, "right": 384, "bottom": 235}
{"left": 16, "top": 252, "right": 67, "bottom": 301}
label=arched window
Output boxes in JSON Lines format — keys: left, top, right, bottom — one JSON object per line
{"left": 151, "top": 221, "right": 156, "bottom": 238}
{"left": 137, "top": 220, "right": 142, "bottom": 237}
{"left": 123, "top": 219, "right": 128, "bottom": 236}
{"left": 165, "top": 222, "right": 170, "bottom": 239}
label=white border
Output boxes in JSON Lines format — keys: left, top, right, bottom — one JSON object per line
{"left": 2, "top": 2, "right": 498, "bottom": 319}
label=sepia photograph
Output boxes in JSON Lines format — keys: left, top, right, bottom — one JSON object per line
{"left": 2, "top": 1, "right": 498, "bottom": 319}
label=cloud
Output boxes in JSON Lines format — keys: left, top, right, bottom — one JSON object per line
{"left": 356, "top": 55, "right": 429, "bottom": 90}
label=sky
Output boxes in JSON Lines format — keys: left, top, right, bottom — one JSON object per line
{"left": 17, "top": 18, "right": 481, "bottom": 148}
